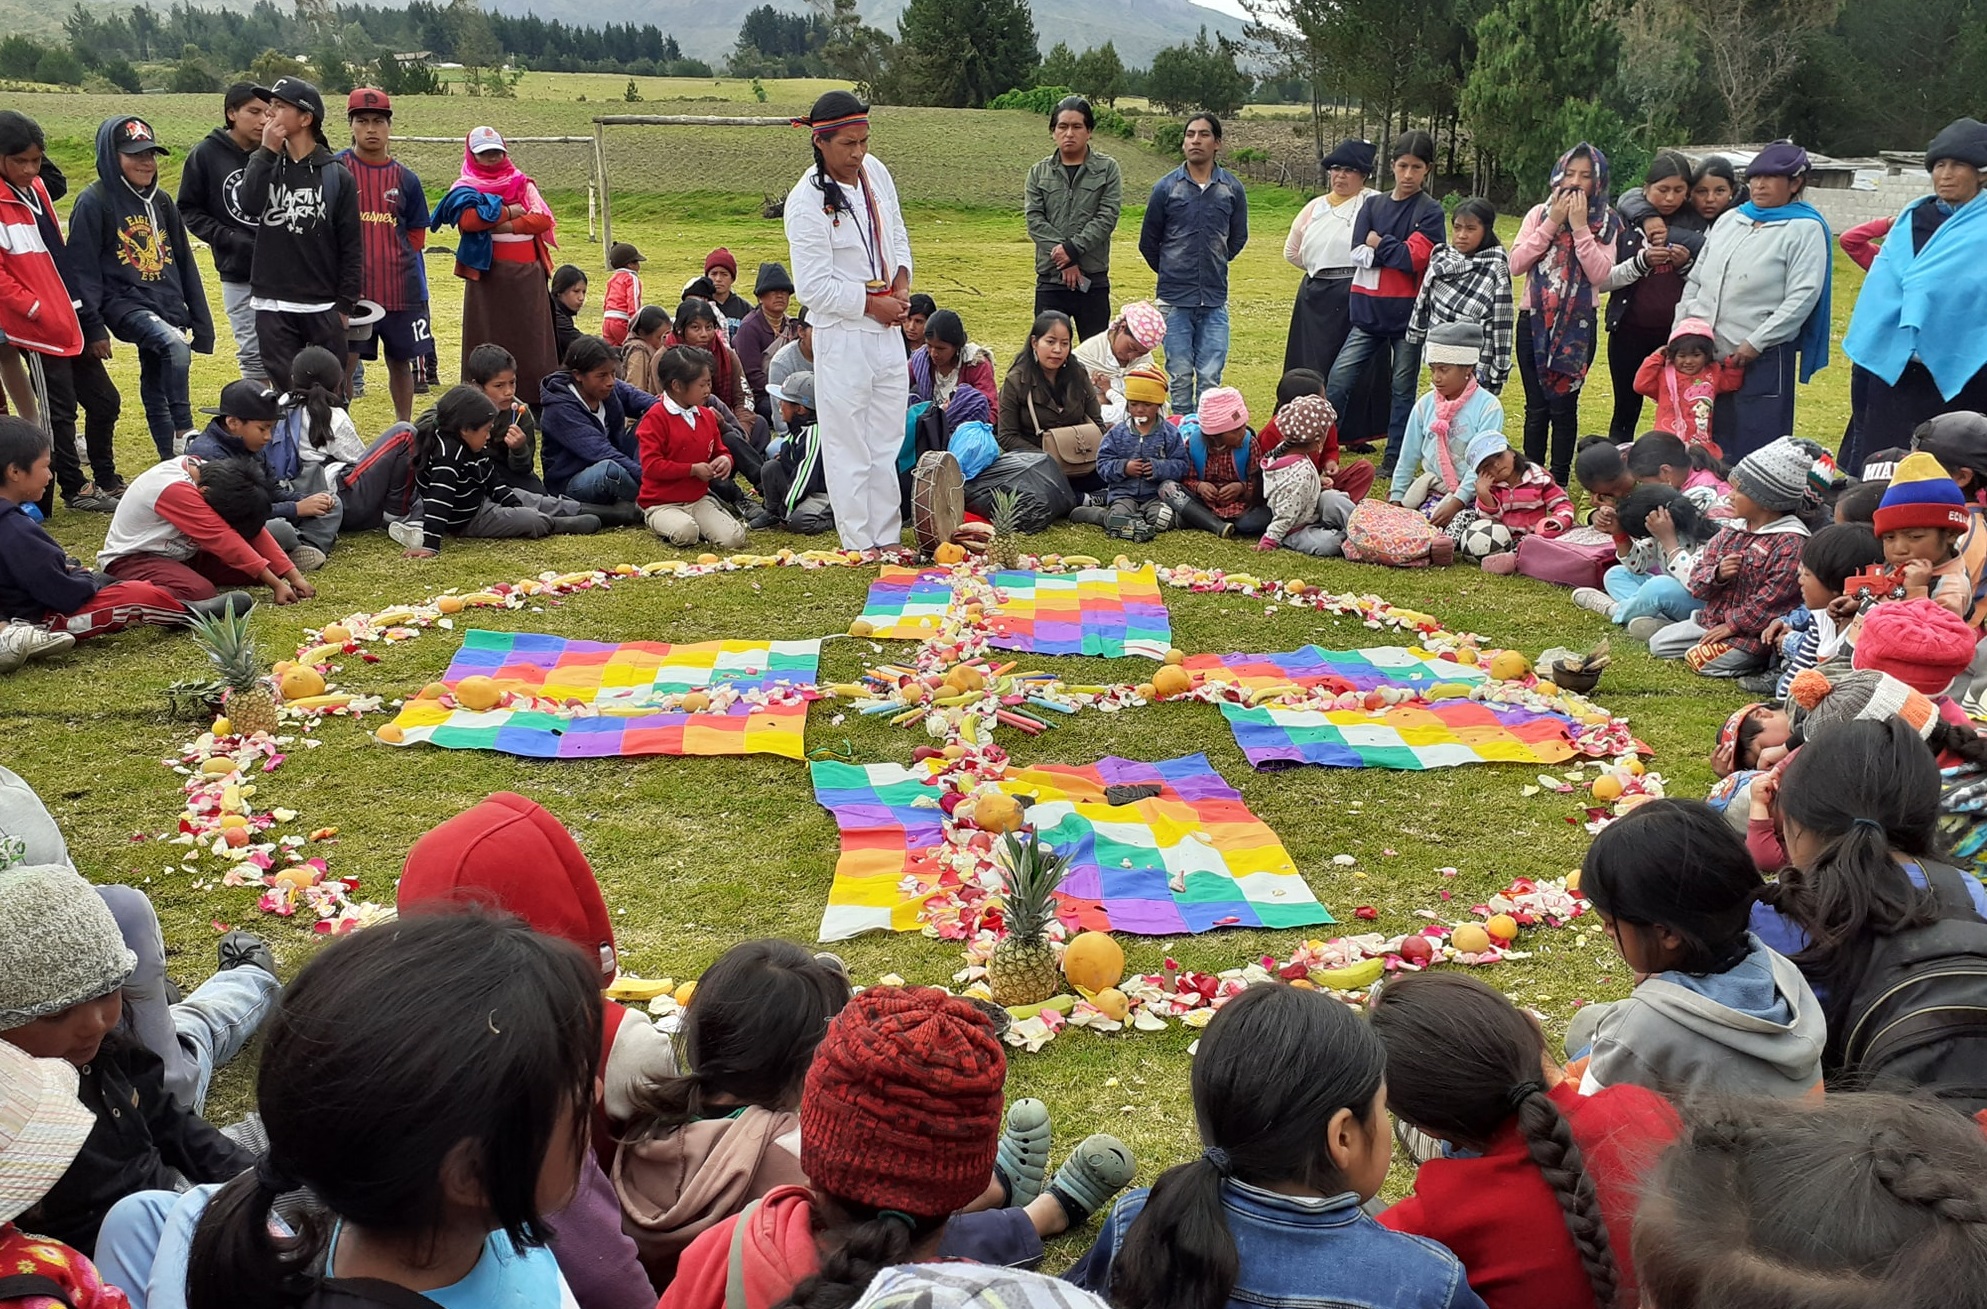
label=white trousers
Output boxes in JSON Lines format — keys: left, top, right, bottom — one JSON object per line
{"left": 813, "top": 325, "right": 908, "bottom": 551}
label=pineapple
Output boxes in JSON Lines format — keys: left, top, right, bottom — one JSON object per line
{"left": 987, "top": 488, "right": 1022, "bottom": 570}
{"left": 188, "top": 606, "right": 280, "bottom": 736}
{"left": 987, "top": 831, "right": 1073, "bottom": 1007}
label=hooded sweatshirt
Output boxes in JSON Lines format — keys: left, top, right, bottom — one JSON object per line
{"left": 177, "top": 126, "right": 259, "bottom": 284}
{"left": 660, "top": 1184, "right": 821, "bottom": 1309}
{"left": 537, "top": 369, "right": 653, "bottom": 495}
{"left": 0, "top": 172, "right": 84, "bottom": 357}
{"left": 184, "top": 420, "right": 304, "bottom": 520}
{"left": 238, "top": 141, "right": 362, "bottom": 314}
{"left": 67, "top": 117, "right": 214, "bottom": 349}
{"left": 615, "top": 1106, "right": 810, "bottom": 1292}
{"left": 1564, "top": 933, "right": 1826, "bottom": 1099}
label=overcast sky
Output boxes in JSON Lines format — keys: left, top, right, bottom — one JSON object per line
{"left": 1191, "top": 0, "right": 1251, "bottom": 18}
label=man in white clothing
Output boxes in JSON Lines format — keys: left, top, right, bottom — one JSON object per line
{"left": 784, "top": 91, "right": 913, "bottom": 552}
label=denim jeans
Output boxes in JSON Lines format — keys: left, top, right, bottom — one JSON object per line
{"left": 118, "top": 311, "right": 194, "bottom": 460}
{"left": 1161, "top": 304, "right": 1230, "bottom": 413}
{"left": 96, "top": 1185, "right": 219, "bottom": 1309}
{"left": 1601, "top": 568, "right": 1703, "bottom": 625}
{"left": 565, "top": 457, "right": 640, "bottom": 505}
{"left": 218, "top": 281, "right": 263, "bottom": 382}
{"left": 95, "top": 885, "right": 281, "bottom": 1111}
{"left": 1326, "top": 329, "right": 1421, "bottom": 474}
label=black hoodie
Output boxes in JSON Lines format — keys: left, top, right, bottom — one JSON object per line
{"left": 239, "top": 141, "right": 362, "bottom": 314}
{"left": 67, "top": 116, "right": 214, "bottom": 349}
{"left": 177, "top": 125, "right": 259, "bottom": 283}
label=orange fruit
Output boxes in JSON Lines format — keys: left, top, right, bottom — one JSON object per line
{"left": 1591, "top": 774, "right": 1625, "bottom": 802}
{"left": 375, "top": 723, "right": 405, "bottom": 744}
{"left": 278, "top": 667, "right": 325, "bottom": 701}
{"left": 436, "top": 595, "right": 465, "bottom": 614}
{"left": 1152, "top": 665, "right": 1192, "bottom": 698}
{"left": 1486, "top": 913, "right": 1520, "bottom": 943}
{"left": 319, "top": 624, "right": 352, "bottom": 645}
{"left": 454, "top": 676, "right": 502, "bottom": 711}
{"left": 1450, "top": 923, "right": 1492, "bottom": 954}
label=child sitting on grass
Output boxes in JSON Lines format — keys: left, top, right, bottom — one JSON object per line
{"left": 634, "top": 345, "right": 748, "bottom": 550}
{"left": 1257, "top": 394, "right": 1355, "bottom": 557}
{"left": 0, "top": 1040, "right": 129, "bottom": 1309}
{"left": 1162, "top": 388, "right": 1259, "bottom": 540}
{"left": 1574, "top": 483, "right": 1717, "bottom": 633}
{"left": 758, "top": 371, "right": 833, "bottom": 535}
{"left": 1097, "top": 367, "right": 1188, "bottom": 543}
{"left": 1068, "top": 983, "right": 1485, "bottom": 1309}
{"left": 404, "top": 385, "right": 605, "bottom": 558}
{"left": 1390, "top": 321, "right": 1506, "bottom": 524}
{"left": 1748, "top": 522, "right": 1884, "bottom": 696}
{"left": 0, "top": 418, "right": 225, "bottom": 670}
{"left": 1569, "top": 798, "right": 1825, "bottom": 1100}
{"left": 1451, "top": 431, "right": 1574, "bottom": 567}
{"left": 98, "top": 455, "right": 313, "bottom": 606}
{"left": 1633, "top": 319, "right": 1743, "bottom": 456}
{"left": 1372, "top": 972, "right": 1678, "bottom": 1309}
{"left": 1627, "top": 428, "right": 1731, "bottom": 511}
{"left": 185, "top": 378, "right": 338, "bottom": 570}
{"left": 1913, "top": 412, "right": 1987, "bottom": 625}
{"left": 1870, "top": 451, "right": 1977, "bottom": 618}
{"left": 1256, "top": 368, "right": 1376, "bottom": 503}
{"left": 1649, "top": 437, "right": 1815, "bottom": 677}
{"left": 468, "top": 342, "right": 545, "bottom": 495}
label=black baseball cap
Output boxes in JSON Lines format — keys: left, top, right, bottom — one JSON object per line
{"left": 225, "top": 82, "right": 272, "bottom": 115}
{"left": 201, "top": 380, "right": 282, "bottom": 424}
{"left": 268, "top": 76, "right": 328, "bottom": 140}
{"left": 111, "top": 117, "right": 168, "bottom": 157}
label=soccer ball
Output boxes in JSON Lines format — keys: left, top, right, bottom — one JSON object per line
{"left": 1458, "top": 518, "right": 1514, "bottom": 561}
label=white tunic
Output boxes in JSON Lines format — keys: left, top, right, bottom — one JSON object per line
{"left": 1283, "top": 189, "right": 1378, "bottom": 276}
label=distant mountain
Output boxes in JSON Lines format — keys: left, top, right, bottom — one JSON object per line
{"left": 483, "top": 0, "right": 1249, "bottom": 65}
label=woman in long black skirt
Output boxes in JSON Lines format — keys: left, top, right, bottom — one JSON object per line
{"left": 1282, "top": 138, "right": 1391, "bottom": 448}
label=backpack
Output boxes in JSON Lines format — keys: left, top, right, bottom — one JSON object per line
{"left": 0, "top": 1275, "right": 74, "bottom": 1308}
{"left": 1341, "top": 500, "right": 1454, "bottom": 568}
{"left": 1835, "top": 861, "right": 1987, "bottom": 1113}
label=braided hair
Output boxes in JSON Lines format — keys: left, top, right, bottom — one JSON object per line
{"left": 774, "top": 1200, "right": 946, "bottom": 1309}
{"left": 1371, "top": 972, "right": 1622, "bottom": 1309}
{"left": 1636, "top": 1093, "right": 1987, "bottom": 1309}
{"left": 804, "top": 90, "right": 869, "bottom": 217}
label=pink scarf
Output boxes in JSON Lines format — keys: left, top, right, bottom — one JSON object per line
{"left": 1429, "top": 377, "right": 1481, "bottom": 490}
{"left": 454, "top": 141, "right": 557, "bottom": 241}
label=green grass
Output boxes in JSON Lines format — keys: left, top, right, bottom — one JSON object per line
{"left": 3, "top": 82, "right": 1869, "bottom": 1228}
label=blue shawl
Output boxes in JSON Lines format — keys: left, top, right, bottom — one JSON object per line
{"left": 1737, "top": 198, "right": 1832, "bottom": 383}
{"left": 431, "top": 186, "right": 507, "bottom": 274}
{"left": 1843, "top": 192, "right": 1987, "bottom": 397}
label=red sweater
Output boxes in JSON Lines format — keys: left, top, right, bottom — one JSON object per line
{"left": 635, "top": 401, "right": 726, "bottom": 508}
{"left": 1379, "top": 1082, "right": 1678, "bottom": 1309}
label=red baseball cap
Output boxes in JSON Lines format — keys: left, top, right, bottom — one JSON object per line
{"left": 346, "top": 88, "right": 392, "bottom": 118}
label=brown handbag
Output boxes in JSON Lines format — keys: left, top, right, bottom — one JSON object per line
{"left": 1028, "top": 390, "right": 1102, "bottom": 477}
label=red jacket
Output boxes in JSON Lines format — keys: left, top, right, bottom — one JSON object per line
{"left": 0, "top": 176, "right": 83, "bottom": 357}
{"left": 661, "top": 1184, "right": 820, "bottom": 1309}
{"left": 635, "top": 402, "right": 726, "bottom": 508}
{"left": 602, "top": 267, "right": 641, "bottom": 346}
{"left": 1380, "top": 1082, "right": 1678, "bottom": 1309}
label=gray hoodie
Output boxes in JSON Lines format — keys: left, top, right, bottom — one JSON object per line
{"left": 1565, "top": 933, "right": 1825, "bottom": 1099}
{"left": 1676, "top": 206, "right": 1829, "bottom": 358}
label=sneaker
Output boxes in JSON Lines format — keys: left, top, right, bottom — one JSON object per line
{"left": 996, "top": 1097, "right": 1053, "bottom": 1208}
{"left": 289, "top": 544, "right": 328, "bottom": 572}
{"left": 548, "top": 513, "right": 603, "bottom": 535}
{"left": 64, "top": 483, "right": 119, "bottom": 513}
{"left": 217, "top": 929, "right": 276, "bottom": 977}
{"left": 746, "top": 507, "right": 778, "bottom": 530}
{"left": 1480, "top": 552, "right": 1520, "bottom": 575}
{"left": 387, "top": 519, "right": 425, "bottom": 549}
{"left": 1625, "top": 616, "right": 1668, "bottom": 642}
{"left": 95, "top": 476, "right": 127, "bottom": 497}
{"left": 1150, "top": 501, "right": 1176, "bottom": 532}
{"left": 0, "top": 621, "right": 74, "bottom": 673}
{"left": 1045, "top": 1134, "right": 1137, "bottom": 1225}
{"left": 1571, "top": 587, "right": 1618, "bottom": 620}
{"left": 1736, "top": 671, "right": 1781, "bottom": 695}
{"left": 184, "top": 592, "right": 256, "bottom": 624}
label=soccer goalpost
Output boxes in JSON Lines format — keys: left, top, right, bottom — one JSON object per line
{"left": 589, "top": 115, "right": 794, "bottom": 251}
{"left": 396, "top": 135, "right": 606, "bottom": 242}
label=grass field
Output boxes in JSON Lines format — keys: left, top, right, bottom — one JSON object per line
{"left": 2, "top": 77, "right": 1868, "bottom": 1235}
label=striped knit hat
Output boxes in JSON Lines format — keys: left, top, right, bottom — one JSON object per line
{"left": 1731, "top": 437, "right": 1819, "bottom": 513}
{"left": 1787, "top": 668, "right": 1939, "bottom": 740}
{"left": 0, "top": 1040, "right": 95, "bottom": 1223}
{"left": 1873, "top": 452, "right": 1970, "bottom": 536}
{"left": 800, "top": 985, "right": 1005, "bottom": 1217}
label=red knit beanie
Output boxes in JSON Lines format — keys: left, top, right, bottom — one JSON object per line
{"left": 1853, "top": 597, "right": 1980, "bottom": 695}
{"left": 800, "top": 985, "right": 1005, "bottom": 1216}
{"left": 705, "top": 247, "right": 737, "bottom": 276}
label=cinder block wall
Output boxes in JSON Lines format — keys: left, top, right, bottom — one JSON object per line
{"left": 1806, "top": 177, "right": 1932, "bottom": 230}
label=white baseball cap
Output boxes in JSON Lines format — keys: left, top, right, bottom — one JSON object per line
{"left": 467, "top": 125, "right": 506, "bottom": 156}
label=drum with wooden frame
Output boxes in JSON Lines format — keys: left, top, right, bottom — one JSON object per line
{"left": 910, "top": 449, "right": 965, "bottom": 558}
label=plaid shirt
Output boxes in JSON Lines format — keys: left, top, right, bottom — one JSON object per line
{"left": 1406, "top": 244, "right": 1515, "bottom": 391}
{"left": 1688, "top": 520, "right": 1810, "bottom": 656}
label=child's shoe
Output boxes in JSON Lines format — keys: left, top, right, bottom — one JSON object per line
{"left": 1736, "top": 671, "right": 1780, "bottom": 695}
{"left": 217, "top": 929, "right": 277, "bottom": 977}
{"left": 0, "top": 620, "right": 74, "bottom": 673}
{"left": 1046, "top": 1133, "right": 1137, "bottom": 1224}
{"left": 1571, "top": 587, "right": 1617, "bottom": 619}
{"left": 549, "top": 514, "right": 604, "bottom": 534}
{"left": 996, "top": 1097, "right": 1053, "bottom": 1207}
{"left": 1480, "top": 551, "right": 1519, "bottom": 575}
{"left": 290, "top": 545, "right": 328, "bottom": 572}
{"left": 1625, "top": 616, "right": 1668, "bottom": 642}
{"left": 593, "top": 500, "right": 646, "bottom": 527}
{"left": 387, "top": 519, "right": 425, "bottom": 549}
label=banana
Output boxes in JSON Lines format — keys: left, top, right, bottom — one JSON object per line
{"left": 605, "top": 975, "right": 677, "bottom": 1002}
{"left": 1004, "top": 993, "right": 1078, "bottom": 1020}
{"left": 283, "top": 694, "right": 354, "bottom": 712}
{"left": 459, "top": 592, "right": 507, "bottom": 607}
{"left": 296, "top": 643, "right": 345, "bottom": 666}
{"left": 1310, "top": 956, "right": 1386, "bottom": 991}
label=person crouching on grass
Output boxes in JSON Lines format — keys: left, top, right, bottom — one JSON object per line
{"left": 97, "top": 453, "right": 314, "bottom": 606}
{"left": 634, "top": 346, "right": 748, "bottom": 550}
{"left": 402, "top": 385, "right": 604, "bottom": 558}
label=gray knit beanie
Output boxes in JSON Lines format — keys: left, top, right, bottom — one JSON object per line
{"left": 1730, "top": 436, "right": 1815, "bottom": 513}
{"left": 0, "top": 866, "right": 136, "bottom": 1028}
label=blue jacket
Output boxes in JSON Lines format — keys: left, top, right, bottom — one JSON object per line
{"left": 1139, "top": 164, "right": 1248, "bottom": 308}
{"left": 0, "top": 494, "right": 100, "bottom": 620}
{"left": 537, "top": 368, "right": 655, "bottom": 494}
{"left": 431, "top": 186, "right": 505, "bottom": 274}
{"left": 184, "top": 420, "right": 303, "bottom": 520}
{"left": 68, "top": 117, "right": 214, "bottom": 350}
{"left": 1066, "top": 1180, "right": 1487, "bottom": 1309}
{"left": 1098, "top": 417, "right": 1189, "bottom": 502}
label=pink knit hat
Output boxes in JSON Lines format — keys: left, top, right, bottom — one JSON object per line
{"left": 1853, "top": 597, "right": 1979, "bottom": 695}
{"left": 1197, "top": 387, "right": 1249, "bottom": 434}
{"left": 1118, "top": 302, "right": 1166, "bottom": 351}
{"left": 1670, "top": 317, "right": 1715, "bottom": 344}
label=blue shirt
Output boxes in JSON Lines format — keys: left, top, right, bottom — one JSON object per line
{"left": 327, "top": 1228, "right": 572, "bottom": 1309}
{"left": 1138, "top": 165, "right": 1248, "bottom": 309}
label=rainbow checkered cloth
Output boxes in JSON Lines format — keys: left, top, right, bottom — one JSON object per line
{"left": 856, "top": 566, "right": 1172, "bottom": 659}
{"left": 383, "top": 629, "right": 819, "bottom": 759}
{"left": 1184, "top": 645, "right": 1488, "bottom": 693}
{"left": 813, "top": 752, "right": 1331, "bottom": 941}
{"left": 1222, "top": 701, "right": 1581, "bottom": 771}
